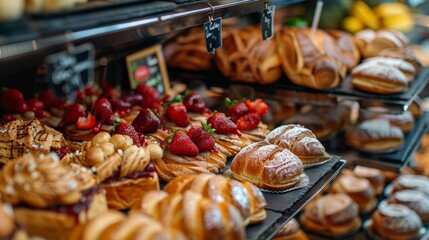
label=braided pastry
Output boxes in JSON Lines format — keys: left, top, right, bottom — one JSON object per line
{"left": 132, "top": 191, "right": 245, "bottom": 240}
{"left": 164, "top": 173, "right": 267, "bottom": 225}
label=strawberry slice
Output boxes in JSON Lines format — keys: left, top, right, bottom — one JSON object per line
{"left": 208, "top": 113, "right": 241, "bottom": 136}
{"left": 76, "top": 114, "right": 96, "bottom": 130}
{"left": 1, "top": 89, "right": 27, "bottom": 113}
{"left": 166, "top": 103, "right": 189, "bottom": 127}
{"left": 114, "top": 122, "right": 145, "bottom": 147}
{"left": 132, "top": 108, "right": 161, "bottom": 134}
{"left": 187, "top": 123, "right": 216, "bottom": 152}
{"left": 245, "top": 99, "right": 268, "bottom": 116}
{"left": 237, "top": 112, "right": 261, "bottom": 130}
{"left": 165, "top": 131, "right": 198, "bottom": 157}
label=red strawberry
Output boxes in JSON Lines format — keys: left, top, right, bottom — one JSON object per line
{"left": 93, "top": 97, "right": 114, "bottom": 125}
{"left": 245, "top": 99, "right": 268, "bottom": 116}
{"left": 62, "top": 103, "right": 85, "bottom": 124}
{"left": 165, "top": 131, "right": 198, "bottom": 157}
{"left": 166, "top": 103, "right": 189, "bottom": 127}
{"left": 110, "top": 97, "right": 131, "bottom": 111}
{"left": 85, "top": 86, "right": 100, "bottom": 96}
{"left": 122, "top": 94, "right": 143, "bottom": 106}
{"left": 26, "top": 99, "right": 44, "bottom": 113}
{"left": 102, "top": 87, "right": 119, "bottom": 101}
{"left": 75, "top": 89, "right": 86, "bottom": 103}
{"left": 183, "top": 91, "right": 208, "bottom": 113}
{"left": 1, "top": 89, "right": 27, "bottom": 113}
{"left": 187, "top": 123, "right": 216, "bottom": 152}
{"left": 208, "top": 113, "right": 241, "bottom": 136}
{"left": 38, "top": 89, "right": 62, "bottom": 108}
{"left": 227, "top": 102, "right": 249, "bottom": 122}
{"left": 132, "top": 108, "right": 161, "bottom": 134}
{"left": 136, "top": 83, "right": 161, "bottom": 109}
{"left": 76, "top": 114, "right": 96, "bottom": 130}
{"left": 114, "top": 122, "right": 145, "bottom": 147}
{"left": 237, "top": 112, "right": 261, "bottom": 130}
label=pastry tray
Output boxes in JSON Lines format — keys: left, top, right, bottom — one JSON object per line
{"left": 338, "top": 111, "right": 429, "bottom": 172}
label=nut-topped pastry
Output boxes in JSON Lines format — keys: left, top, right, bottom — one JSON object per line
{"left": 0, "top": 202, "right": 28, "bottom": 240}
{"left": 65, "top": 132, "right": 161, "bottom": 209}
{"left": 0, "top": 119, "right": 67, "bottom": 164}
{"left": 388, "top": 190, "right": 429, "bottom": 223}
{"left": 265, "top": 124, "right": 330, "bottom": 165}
{"left": 0, "top": 152, "right": 107, "bottom": 240}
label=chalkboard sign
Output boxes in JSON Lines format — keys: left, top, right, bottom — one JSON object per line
{"left": 46, "top": 44, "right": 95, "bottom": 100}
{"left": 204, "top": 17, "right": 222, "bottom": 54}
{"left": 126, "top": 45, "right": 170, "bottom": 95}
{"left": 262, "top": 5, "right": 275, "bottom": 40}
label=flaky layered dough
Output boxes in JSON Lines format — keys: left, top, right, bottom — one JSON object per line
{"left": 300, "top": 194, "right": 361, "bottom": 236}
{"left": 164, "top": 173, "right": 267, "bottom": 225}
{"left": 133, "top": 191, "right": 245, "bottom": 240}
{"left": 0, "top": 119, "right": 66, "bottom": 164}
{"left": 63, "top": 124, "right": 114, "bottom": 142}
{"left": 276, "top": 27, "right": 345, "bottom": 90}
{"left": 69, "top": 211, "right": 186, "bottom": 240}
{"left": 241, "top": 122, "right": 270, "bottom": 143}
{"left": 266, "top": 124, "right": 330, "bottom": 165}
{"left": 326, "top": 30, "right": 360, "bottom": 71}
{"left": 231, "top": 141, "right": 304, "bottom": 191}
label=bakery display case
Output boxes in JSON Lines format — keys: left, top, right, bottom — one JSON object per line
{"left": 1, "top": 0, "right": 429, "bottom": 239}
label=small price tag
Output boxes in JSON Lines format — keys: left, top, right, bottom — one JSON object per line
{"left": 45, "top": 44, "right": 95, "bottom": 101}
{"left": 262, "top": 5, "right": 275, "bottom": 40}
{"left": 204, "top": 17, "right": 222, "bottom": 54}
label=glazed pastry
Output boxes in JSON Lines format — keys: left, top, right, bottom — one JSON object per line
{"left": 346, "top": 119, "right": 404, "bottom": 152}
{"left": 273, "top": 218, "right": 308, "bottom": 240}
{"left": 388, "top": 190, "right": 429, "bottom": 223}
{"left": 0, "top": 202, "right": 27, "bottom": 240}
{"left": 0, "top": 153, "right": 107, "bottom": 240}
{"left": 65, "top": 132, "right": 160, "bottom": 209}
{"left": 276, "top": 27, "right": 346, "bottom": 90}
{"left": 163, "top": 173, "right": 267, "bottom": 225}
{"left": 326, "top": 29, "right": 361, "bottom": 71}
{"left": 352, "top": 166, "right": 385, "bottom": 195}
{"left": 265, "top": 124, "right": 330, "bottom": 165}
{"left": 69, "top": 211, "right": 186, "bottom": 240}
{"left": 359, "top": 111, "right": 414, "bottom": 133}
{"left": 371, "top": 203, "right": 423, "bottom": 240}
{"left": 391, "top": 174, "right": 429, "bottom": 196}
{"left": 355, "top": 29, "right": 408, "bottom": 58}
{"left": 300, "top": 194, "right": 361, "bottom": 236}
{"left": 330, "top": 174, "right": 377, "bottom": 213}
{"left": 0, "top": 119, "right": 67, "bottom": 164}
{"left": 230, "top": 141, "right": 304, "bottom": 191}
{"left": 215, "top": 26, "right": 283, "bottom": 84}
{"left": 133, "top": 191, "right": 245, "bottom": 240}
{"left": 351, "top": 60, "right": 408, "bottom": 94}
{"left": 363, "top": 57, "right": 416, "bottom": 82}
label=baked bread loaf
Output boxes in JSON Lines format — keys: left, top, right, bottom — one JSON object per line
{"left": 0, "top": 202, "right": 28, "bottom": 240}
{"left": 164, "top": 27, "right": 213, "bottom": 71}
{"left": 359, "top": 111, "right": 414, "bottom": 133}
{"left": 0, "top": 0, "right": 24, "bottom": 21}
{"left": 346, "top": 119, "right": 404, "bottom": 152}
{"left": 69, "top": 211, "right": 186, "bottom": 240}
{"left": 273, "top": 218, "right": 308, "bottom": 240}
{"left": 265, "top": 124, "right": 330, "bottom": 165}
{"left": 391, "top": 174, "right": 429, "bottom": 196}
{"left": 64, "top": 132, "right": 160, "bottom": 209}
{"left": 371, "top": 203, "right": 423, "bottom": 240}
{"left": 364, "top": 57, "right": 416, "bottom": 82}
{"left": 215, "top": 26, "right": 282, "bottom": 84}
{"left": 0, "top": 119, "right": 67, "bottom": 164}
{"left": 379, "top": 48, "right": 422, "bottom": 72}
{"left": 230, "top": 141, "right": 304, "bottom": 191}
{"left": 163, "top": 173, "right": 267, "bottom": 225}
{"left": 0, "top": 153, "right": 107, "bottom": 240}
{"left": 326, "top": 30, "right": 360, "bottom": 71}
{"left": 355, "top": 29, "right": 408, "bottom": 58}
{"left": 352, "top": 166, "right": 385, "bottom": 195}
{"left": 351, "top": 60, "right": 409, "bottom": 94}
{"left": 300, "top": 194, "right": 361, "bottom": 236}
{"left": 276, "top": 27, "right": 346, "bottom": 90}
{"left": 133, "top": 191, "right": 245, "bottom": 240}
{"left": 388, "top": 190, "right": 429, "bottom": 223}
{"left": 330, "top": 174, "right": 377, "bottom": 213}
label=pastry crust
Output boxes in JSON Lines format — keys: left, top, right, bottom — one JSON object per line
{"left": 360, "top": 111, "right": 414, "bottom": 133}
{"left": 273, "top": 218, "right": 308, "bottom": 240}
{"left": 352, "top": 166, "right": 385, "bottom": 195}
{"left": 355, "top": 29, "right": 408, "bottom": 58}
{"left": 326, "top": 29, "right": 360, "bottom": 71}
{"left": 388, "top": 190, "right": 429, "bottom": 223}
{"left": 391, "top": 174, "right": 429, "bottom": 196}
{"left": 363, "top": 57, "right": 416, "bottom": 82}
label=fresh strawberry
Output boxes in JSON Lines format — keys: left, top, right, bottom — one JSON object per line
{"left": 165, "top": 131, "right": 198, "bottom": 157}
{"left": 62, "top": 103, "right": 85, "bottom": 124}
{"left": 166, "top": 103, "right": 189, "bottom": 127}
{"left": 114, "top": 122, "right": 145, "bottom": 147}
{"left": 1, "top": 89, "right": 27, "bottom": 113}
{"left": 183, "top": 91, "right": 208, "bottom": 113}
{"left": 85, "top": 85, "right": 100, "bottom": 96}
{"left": 93, "top": 97, "right": 114, "bottom": 125}
{"left": 110, "top": 97, "right": 131, "bottom": 111}
{"left": 76, "top": 114, "right": 96, "bottom": 130}
{"left": 38, "top": 89, "right": 62, "bottom": 108}
{"left": 102, "top": 86, "right": 119, "bottom": 101}
{"left": 207, "top": 113, "right": 241, "bottom": 136}
{"left": 122, "top": 94, "right": 143, "bottom": 106}
{"left": 237, "top": 112, "right": 261, "bottom": 130}
{"left": 75, "top": 89, "right": 86, "bottom": 103}
{"left": 132, "top": 108, "right": 161, "bottom": 134}
{"left": 136, "top": 83, "right": 161, "bottom": 109}
{"left": 26, "top": 99, "right": 44, "bottom": 113}
{"left": 227, "top": 102, "right": 249, "bottom": 122}
{"left": 245, "top": 99, "right": 268, "bottom": 116}
{"left": 187, "top": 123, "right": 216, "bottom": 152}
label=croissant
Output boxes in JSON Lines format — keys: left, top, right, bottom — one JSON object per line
{"left": 132, "top": 191, "right": 245, "bottom": 240}
{"left": 69, "top": 211, "right": 186, "bottom": 240}
{"left": 265, "top": 124, "right": 330, "bottom": 165}
{"left": 163, "top": 173, "right": 267, "bottom": 225}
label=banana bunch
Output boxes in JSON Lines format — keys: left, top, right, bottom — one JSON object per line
{"left": 343, "top": 1, "right": 414, "bottom": 33}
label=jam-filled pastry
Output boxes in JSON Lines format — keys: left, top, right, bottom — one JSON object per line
{"left": 0, "top": 202, "right": 28, "bottom": 240}
{"left": 64, "top": 132, "right": 161, "bottom": 209}
{"left": 164, "top": 173, "right": 267, "bottom": 225}
{"left": 132, "top": 191, "right": 245, "bottom": 240}
{"left": 148, "top": 129, "right": 227, "bottom": 182}
{"left": 0, "top": 119, "right": 67, "bottom": 164}
{"left": 0, "top": 153, "right": 107, "bottom": 240}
